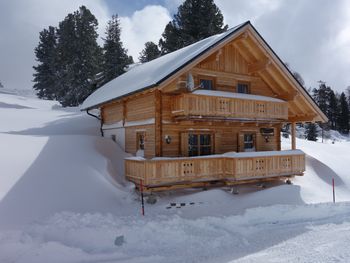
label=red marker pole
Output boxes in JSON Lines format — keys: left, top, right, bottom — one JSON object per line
{"left": 140, "top": 179, "right": 145, "bottom": 216}
{"left": 332, "top": 178, "right": 335, "bottom": 203}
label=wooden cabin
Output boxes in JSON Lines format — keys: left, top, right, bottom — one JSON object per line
{"left": 82, "top": 21, "right": 327, "bottom": 192}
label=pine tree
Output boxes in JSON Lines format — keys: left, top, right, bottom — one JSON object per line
{"left": 33, "top": 26, "right": 58, "bottom": 100}
{"left": 159, "top": 0, "right": 228, "bottom": 54}
{"left": 312, "top": 82, "right": 329, "bottom": 115}
{"left": 55, "top": 6, "right": 102, "bottom": 106}
{"left": 139, "top": 41, "right": 161, "bottom": 63}
{"left": 0, "top": 81, "right": 3, "bottom": 88}
{"left": 102, "top": 14, "right": 132, "bottom": 85}
{"left": 328, "top": 90, "right": 338, "bottom": 130}
{"left": 337, "top": 92, "right": 350, "bottom": 134}
{"left": 305, "top": 123, "right": 318, "bottom": 141}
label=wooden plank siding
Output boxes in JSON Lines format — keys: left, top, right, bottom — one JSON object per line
{"left": 102, "top": 102, "right": 123, "bottom": 124}
{"left": 125, "top": 152, "right": 305, "bottom": 191}
{"left": 161, "top": 122, "right": 281, "bottom": 157}
{"left": 125, "top": 93, "right": 155, "bottom": 122}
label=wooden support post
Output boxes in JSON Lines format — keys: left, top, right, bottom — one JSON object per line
{"left": 122, "top": 100, "right": 127, "bottom": 126}
{"left": 291, "top": 122, "right": 296, "bottom": 150}
{"left": 155, "top": 90, "right": 162, "bottom": 157}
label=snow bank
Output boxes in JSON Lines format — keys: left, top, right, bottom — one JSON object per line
{"left": 3, "top": 92, "right": 350, "bottom": 262}
{"left": 1, "top": 202, "right": 350, "bottom": 263}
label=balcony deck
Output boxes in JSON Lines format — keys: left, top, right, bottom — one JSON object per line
{"left": 125, "top": 150, "right": 305, "bottom": 192}
{"left": 171, "top": 91, "right": 288, "bottom": 121}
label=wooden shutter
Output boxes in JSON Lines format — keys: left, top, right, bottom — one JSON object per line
{"left": 180, "top": 132, "right": 189, "bottom": 157}
{"left": 238, "top": 133, "right": 244, "bottom": 152}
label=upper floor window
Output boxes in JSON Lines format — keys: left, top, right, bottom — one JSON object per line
{"left": 237, "top": 83, "right": 250, "bottom": 94}
{"left": 200, "top": 78, "right": 214, "bottom": 90}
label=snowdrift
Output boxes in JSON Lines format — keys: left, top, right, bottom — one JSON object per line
{"left": 1, "top": 92, "right": 350, "bottom": 262}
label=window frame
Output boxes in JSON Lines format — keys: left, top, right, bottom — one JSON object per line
{"left": 187, "top": 132, "right": 214, "bottom": 157}
{"left": 199, "top": 75, "right": 216, "bottom": 90}
{"left": 237, "top": 82, "right": 250, "bottom": 94}
{"left": 136, "top": 131, "right": 145, "bottom": 151}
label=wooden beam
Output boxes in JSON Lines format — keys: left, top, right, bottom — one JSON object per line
{"left": 122, "top": 99, "right": 127, "bottom": 126}
{"left": 234, "top": 32, "right": 248, "bottom": 42}
{"left": 155, "top": 90, "right": 162, "bottom": 157}
{"left": 279, "top": 91, "right": 299, "bottom": 101}
{"left": 258, "top": 69, "right": 284, "bottom": 96}
{"left": 265, "top": 66, "right": 291, "bottom": 94}
{"left": 232, "top": 42, "right": 256, "bottom": 64}
{"left": 289, "top": 114, "right": 317, "bottom": 122}
{"left": 291, "top": 122, "right": 296, "bottom": 150}
{"left": 191, "top": 68, "right": 260, "bottom": 82}
{"left": 240, "top": 36, "right": 265, "bottom": 61}
{"left": 248, "top": 58, "right": 271, "bottom": 73}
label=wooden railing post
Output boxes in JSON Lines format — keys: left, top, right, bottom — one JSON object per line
{"left": 291, "top": 122, "right": 296, "bottom": 150}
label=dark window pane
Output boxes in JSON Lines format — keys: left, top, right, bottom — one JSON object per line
{"left": 200, "top": 134, "right": 211, "bottom": 145}
{"left": 200, "top": 79, "right": 213, "bottom": 90}
{"left": 244, "top": 143, "right": 253, "bottom": 149}
{"left": 237, "top": 83, "right": 249, "bottom": 94}
{"left": 244, "top": 134, "right": 253, "bottom": 142}
{"left": 200, "top": 146, "right": 212, "bottom": 156}
{"left": 188, "top": 134, "right": 198, "bottom": 146}
{"left": 189, "top": 146, "right": 199, "bottom": 156}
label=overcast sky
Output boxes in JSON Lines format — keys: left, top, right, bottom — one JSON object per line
{"left": 0, "top": 0, "right": 349, "bottom": 92}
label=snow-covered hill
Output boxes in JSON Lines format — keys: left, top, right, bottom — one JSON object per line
{"left": 1, "top": 92, "right": 350, "bottom": 262}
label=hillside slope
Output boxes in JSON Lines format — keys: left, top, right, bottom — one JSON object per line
{"left": 1, "top": 93, "right": 350, "bottom": 262}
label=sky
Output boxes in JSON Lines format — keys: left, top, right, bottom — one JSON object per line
{"left": 0, "top": 0, "right": 349, "bottom": 92}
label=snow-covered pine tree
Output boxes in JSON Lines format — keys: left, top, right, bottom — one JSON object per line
{"left": 102, "top": 14, "right": 132, "bottom": 85}
{"left": 305, "top": 123, "right": 318, "bottom": 141}
{"left": 56, "top": 6, "right": 102, "bottom": 107}
{"left": 0, "top": 81, "right": 3, "bottom": 88}
{"left": 139, "top": 42, "right": 161, "bottom": 63}
{"left": 312, "top": 82, "right": 330, "bottom": 116}
{"left": 337, "top": 92, "right": 350, "bottom": 134}
{"left": 328, "top": 90, "right": 338, "bottom": 130}
{"left": 159, "top": 0, "right": 228, "bottom": 54}
{"left": 33, "top": 26, "right": 58, "bottom": 100}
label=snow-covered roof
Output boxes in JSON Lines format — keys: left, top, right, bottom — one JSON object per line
{"left": 81, "top": 22, "right": 249, "bottom": 110}
{"left": 193, "top": 90, "right": 285, "bottom": 103}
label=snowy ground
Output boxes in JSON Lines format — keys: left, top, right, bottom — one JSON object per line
{"left": 1, "top": 92, "right": 350, "bottom": 262}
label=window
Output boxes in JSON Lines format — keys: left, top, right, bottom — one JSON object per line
{"left": 188, "top": 133, "right": 212, "bottom": 156}
{"left": 136, "top": 132, "right": 145, "bottom": 150}
{"left": 111, "top": 134, "right": 116, "bottom": 142}
{"left": 200, "top": 79, "right": 214, "bottom": 90}
{"left": 244, "top": 133, "right": 255, "bottom": 151}
{"left": 237, "top": 83, "right": 249, "bottom": 94}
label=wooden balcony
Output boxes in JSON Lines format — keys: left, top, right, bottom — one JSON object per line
{"left": 171, "top": 91, "right": 288, "bottom": 121}
{"left": 125, "top": 150, "right": 305, "bottom": 192}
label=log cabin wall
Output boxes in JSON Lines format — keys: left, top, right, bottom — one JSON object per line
{"left": 161, "top": 122, "right": 281, "bottom": 157}
{"left": 102, "top": 102, "right": 123, "bottom": 124}
{"left": 101, "top": 92, "right": 157, "bottom": 158}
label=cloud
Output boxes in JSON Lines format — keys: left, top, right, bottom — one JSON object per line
{"left": 1, "top": 0, "right": 349, "bottom": 92}
{"left": 119, "top": 5, "right": 171, "bottom": 61}
{"left": 0, "top": 0, "right": 110, "bottom": 90}
{"left": 215, "top": 0, "right": 350, "bottom": 90}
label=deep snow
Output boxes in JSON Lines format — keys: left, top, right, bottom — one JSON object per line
{"left": 1, "top": 92, "right": 350, "bottom": 262}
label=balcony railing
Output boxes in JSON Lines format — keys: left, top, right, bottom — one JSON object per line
{"left": 171, "top": 92, "right": 288, "bottom": 121}
{"left": 125, "top": 150, "right": 305, "bottom": 191}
